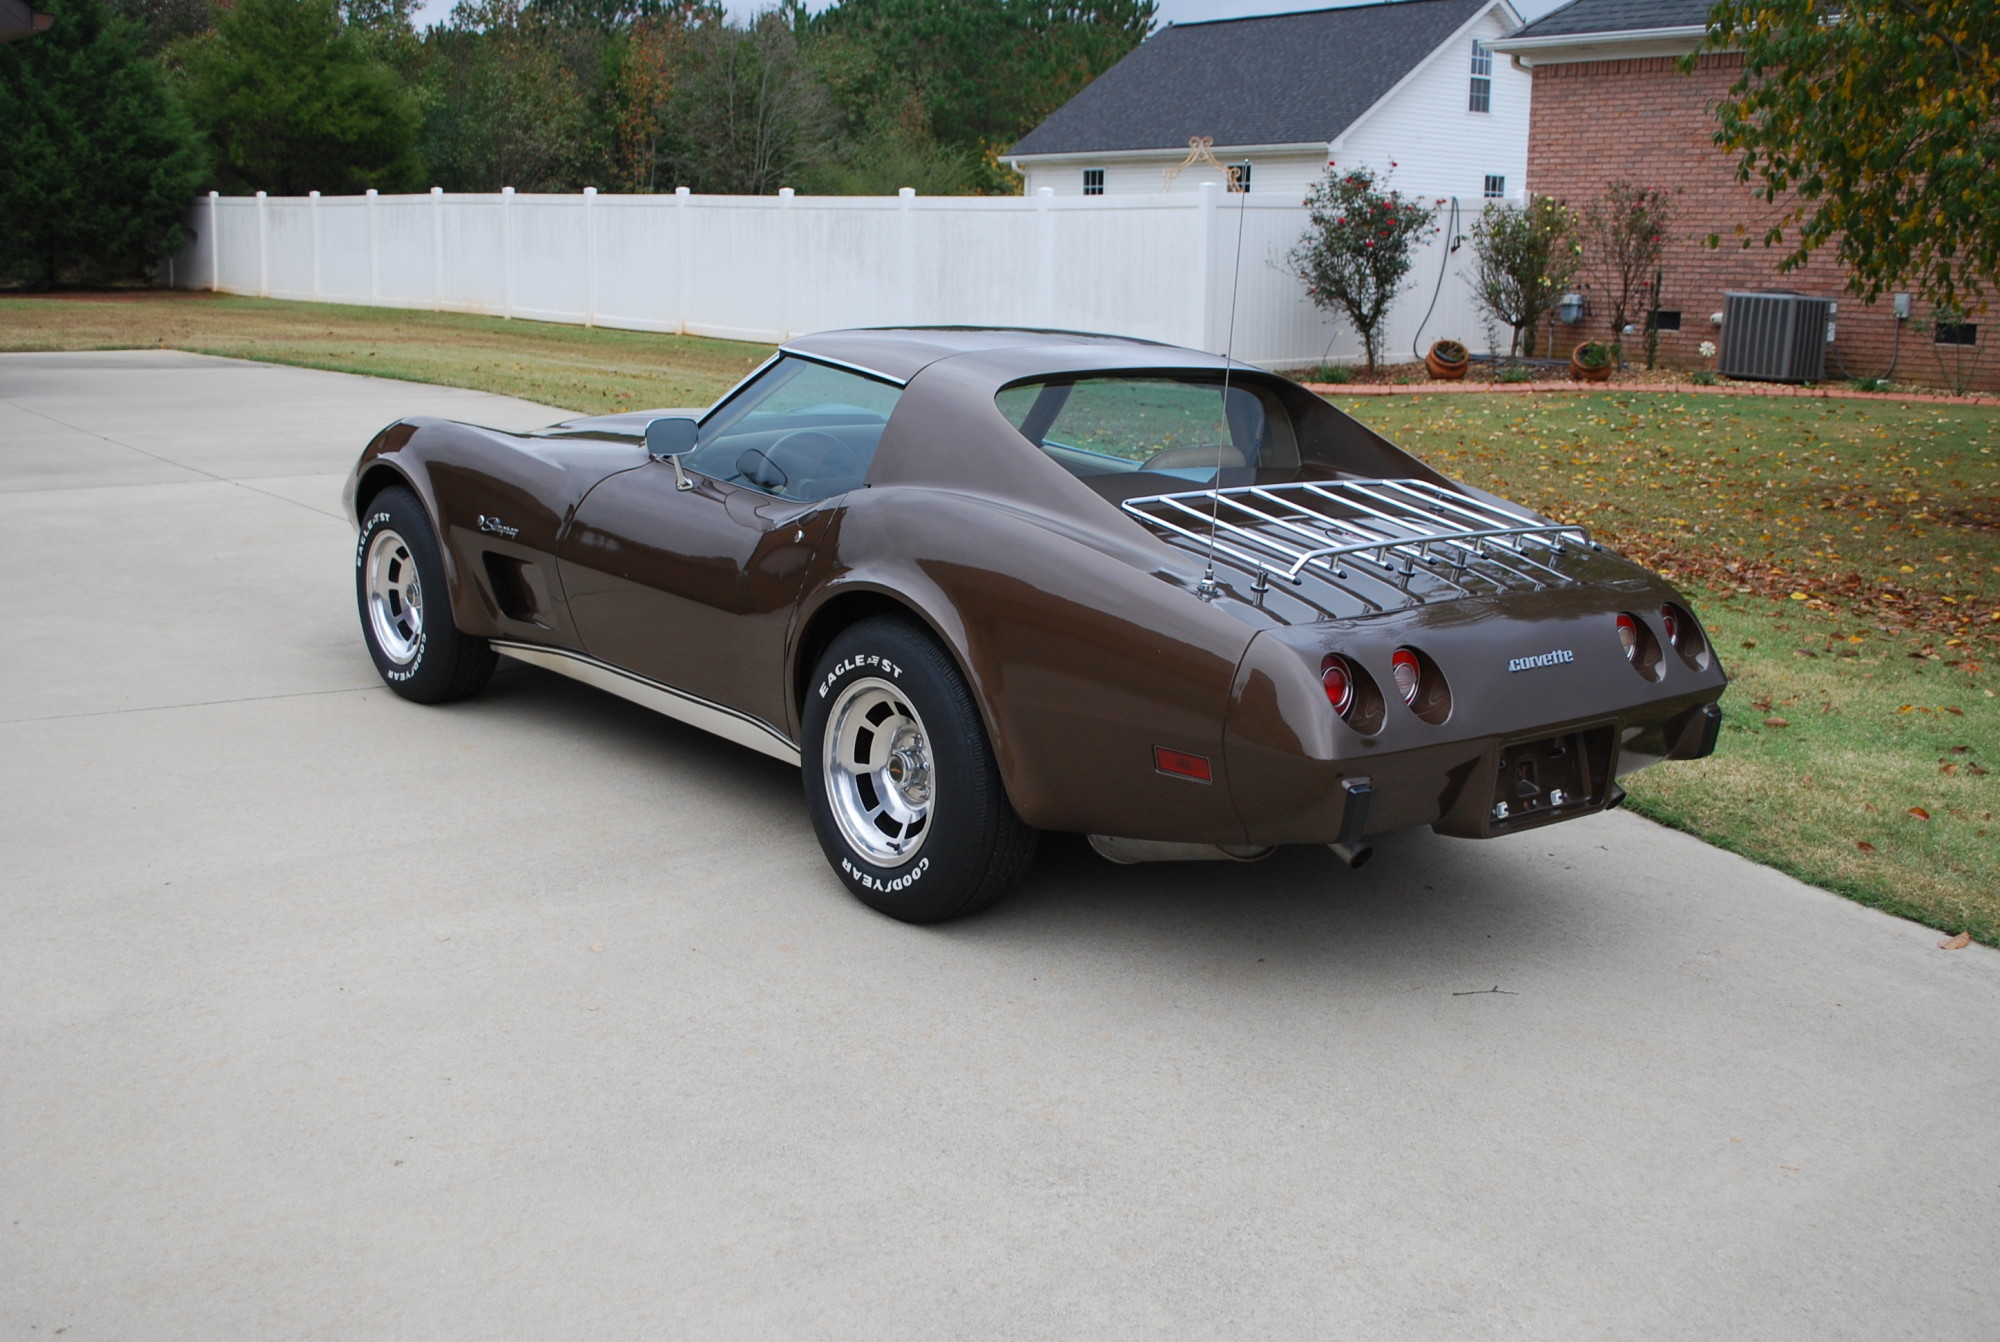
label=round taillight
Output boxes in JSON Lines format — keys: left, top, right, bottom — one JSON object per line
{"left": 1661, "top": 602, "right": 1709, "bottom": 668}
{"left": 1616, "top": 612, "right": 1641, "bottom": 662}
{"left": 1391, "top": 649, "right": 1421, "bottom": 706}
{"left": 1322, "top": 658, "right": 1355, "bottom": 716}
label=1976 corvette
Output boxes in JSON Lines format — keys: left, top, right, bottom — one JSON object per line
{"left": 345, "top": 327, "right": 1725, "bottom": 921}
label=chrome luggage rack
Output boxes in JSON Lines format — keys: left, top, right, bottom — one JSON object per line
{"left": 1120, "top": 478, "right": 1599, "bottom": 600}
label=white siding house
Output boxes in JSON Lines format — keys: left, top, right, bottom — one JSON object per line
{"left": 1007, "top": 0, "right": 1529, "bottom": 208}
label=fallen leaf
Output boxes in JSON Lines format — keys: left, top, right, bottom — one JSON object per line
{"left": 589, "top": 943, "right": 606, "bottom": 952}
{"left": 1938, "top": 932, "right": 1971, "bottom": 950}
{"left": 1789, "top": 592, "right": 1809, "bottom": 601}
{"left": 1950, "top": 745, "right": 1970, "bottom": 753}
{"left": 1764, "top": 716, "right": 1791, "bottom": 728}
{"left": 1944, "top": 706, "right": 1964, "bottom": 715}
{"left": 1855, "top": 841, "right": 1876, "bottom": 853}
{"left": 1972, "top": 765, "right": 1991, "bottom": 776}
{"left": 1908, "top": 806, "right": 1931, "bottom": 820}
{"left": 1941, "top": 763, "right": 1959, "bottom": 776}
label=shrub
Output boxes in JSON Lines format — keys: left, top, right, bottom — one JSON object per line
{"left": 1468, "top": 196, "right": 1582, "bottom": 358}
{"left": 1573, "top": 340, "right": 1611, "bottom": 369}
{"left": 1287, "top": 164, "right": 1438, "bottom": 372}
{"left": 0, "top": 0, "right": 206, "bottom": 286}
{"left": 1583, "top": 183, "right": 1673, "bottom": 365}
{"left": 1497, "top": 363, "right": 1533, "bottom": 383}
{"left": 1690, "top": 369, "right": 1719, "bottom": 385}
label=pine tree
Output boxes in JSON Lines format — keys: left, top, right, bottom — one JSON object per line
{"left": 0, "top": 0, "right": 207, "bottom": 286}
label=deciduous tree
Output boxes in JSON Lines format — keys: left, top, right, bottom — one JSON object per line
{"left": 1696, "top": 0, "right": 1999, "bottom": 313}
{"left": 173, "top": 0, "right": 423, "bottom": 195}
{"left": 1582, "top": 182, "right": 1672, "bottom": 365}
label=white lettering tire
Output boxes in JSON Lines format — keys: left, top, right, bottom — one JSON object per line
{"left": 803, "top": 617, "right": 1037, "bottom": 923}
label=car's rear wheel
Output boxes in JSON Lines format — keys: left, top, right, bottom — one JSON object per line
{"left": 355, "top": 485, "right": 496, "bottom": 703}
{"left": 803, "top": 617, "right": 1037, "bottom": 922}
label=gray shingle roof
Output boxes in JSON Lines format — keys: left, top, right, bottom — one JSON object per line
{"left": 1009, "top": 0, "right": 1494, "bottom": 158}
{"left": 1510, "top": 0, "right": 1710, "bottom": 39}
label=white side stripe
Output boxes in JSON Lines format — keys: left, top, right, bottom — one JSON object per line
{"left": 493, "top": 640, "right": 802, "bottom": 767}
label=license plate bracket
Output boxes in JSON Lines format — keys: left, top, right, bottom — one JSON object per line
{"left": 1489, "top": 725, "right": 1615, "bottom": 830}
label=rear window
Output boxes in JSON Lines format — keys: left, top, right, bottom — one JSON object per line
{"left": 996, "top": 376, "right": 1299, "bottom": 493}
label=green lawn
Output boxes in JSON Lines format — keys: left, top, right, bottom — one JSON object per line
{"left": 0, "top": 291, "right": 771, "bottom": 411}
{"left": 7, "top": 294, "right": 1994, "bottom": 941}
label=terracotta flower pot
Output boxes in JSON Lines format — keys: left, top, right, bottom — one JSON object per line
{"left": 1570, "top": 342, "right": 1613, "bottom": 382}
{"left": 1425, "top": 340, "right": 1469, "bottom": 381}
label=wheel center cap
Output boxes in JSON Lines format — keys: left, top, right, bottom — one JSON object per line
{"left": 886, "top": 741, "right": 931, "bottom": 804}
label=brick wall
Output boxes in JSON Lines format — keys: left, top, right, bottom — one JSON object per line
{"left": 1525, "top": 53, "right": 1993, "bottom": 392}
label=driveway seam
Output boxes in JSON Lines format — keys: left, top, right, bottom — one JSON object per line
{"left": 1, "top": 683, "right": 381, "bottom": 726}
{"left": 0, "top": 396, "right": 350, "bottom": 520}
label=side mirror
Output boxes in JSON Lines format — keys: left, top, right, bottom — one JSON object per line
{"left": 644, "top": 416, "right": 699, "bottom": 491}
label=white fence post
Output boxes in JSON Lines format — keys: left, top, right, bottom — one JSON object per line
{"left": 1194, "top": 182, "right": 1217, "bottom": 353}
{"left": 366, "top": 188, "right": 379, "bottom": 304}
{"left": 500, "top": 186, "right": 515, "bottom": 319}
{"left": 207, "top": 191, "right": 219, "bottom": 293}
{"left": 897, "top": 187, "right": 915, "bottom": 325}
{"left": 255, "top": 191, "right": 268, "bottom": 297}
{"left": 431, "top": 187, "right": 444, "bottom": 312}
{"left": 778, "top": 187, "right": 795, "bottom": 341}
{"left": 1034, "top": 187, "right": 1055, "bottom": 329}
{"left": 673, "top": 186, "right": 690, "bottom": 336}
{"left": 308, "top": 191, "right": 321, "bottom": 300}
{"left": 582, "top": 186, "right": 597, "bottom": 328}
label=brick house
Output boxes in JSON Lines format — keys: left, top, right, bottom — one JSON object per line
{"left": 1489, "top": 0, "right": 1992, "bottom": 392}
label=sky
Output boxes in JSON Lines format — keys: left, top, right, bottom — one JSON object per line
{"left": 408, "top": 0, "right": 1576, "bottom": 35}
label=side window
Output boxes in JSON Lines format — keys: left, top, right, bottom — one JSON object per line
{"left": 1469, "top": 39, "right": 1492, "bottom": 113}
{"left": 1082, "top": 168, "right": 1105, "bottom": 195}
{"left": 996, "top": 376, "right": 1299, "bottom": 488}
{"left": 689, "top": 358, "right": 902, "bottom": 503}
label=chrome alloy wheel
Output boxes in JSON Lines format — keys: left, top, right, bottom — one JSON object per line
{"left": 823, "top": 676, "right": 935, "bottom": 867}
{"left": 363, "top": 527, "right": 425, "bottom": 664}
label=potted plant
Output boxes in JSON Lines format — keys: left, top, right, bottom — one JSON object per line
{"left": 1570, "top": 339, "right": 1612, "bottom": 382}
{"left": 1425, "top": 339, "right": 1469, "bottom": 380}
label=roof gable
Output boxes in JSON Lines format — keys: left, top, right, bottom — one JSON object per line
{"left": 1010, "top": 0, "right": 1496, "bottom": 158}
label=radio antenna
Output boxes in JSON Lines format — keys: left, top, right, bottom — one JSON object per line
{"left": 1197, "top": 161, "right": 1252, "bottom": 602}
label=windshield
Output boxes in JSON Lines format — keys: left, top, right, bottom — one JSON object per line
{"left": 995, "top": 376, "right": 1300, "bottom": 496}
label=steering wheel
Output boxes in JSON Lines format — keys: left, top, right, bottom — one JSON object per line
{"left": 727, "top": 429, "right": 871, "bottom": 495}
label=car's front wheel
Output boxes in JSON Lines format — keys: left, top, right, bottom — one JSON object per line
{"left": 803, "top": 617, "right": 1037, "bottom": 922}
{"left": 355, "top": 485, "right": 496, "bottom": 703}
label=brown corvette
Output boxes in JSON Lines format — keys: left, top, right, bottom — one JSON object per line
{"left": 345, "top": 327, "right": 1724, "bottom": 921}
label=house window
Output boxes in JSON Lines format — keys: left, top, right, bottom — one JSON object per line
{"left": 1469, "top": 40, "right": 1492, "bottom": 113}
{"left": 1935, "top": 321, "right": 1978, "bottom": 345}
{"left": 1226, "top": 162, "right": 1252, "bottom": 193}
{"left": 1082, "top": 168, "right": 1104, "bottom": 196}
{"left": 1649, "top": 310, "right": 1683, "bottom": 331}
{"left": 1482, "top": 174, "right": 1505, "bottom": 199}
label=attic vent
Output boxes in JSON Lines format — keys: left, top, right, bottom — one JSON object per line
{"left": 1720, "top": 291, "right": 1832, "bottom": 383}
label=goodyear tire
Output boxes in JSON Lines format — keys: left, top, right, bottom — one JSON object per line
{"left": 355, "top": 485, "right": 496, "bottom": 704}
{"left": 803, "top": 617, "right": 1038, "bottom": 923}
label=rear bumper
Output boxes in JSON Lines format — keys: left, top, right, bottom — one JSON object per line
{"left": 1228, "top": 694, "right": 1722, "bottom": 847}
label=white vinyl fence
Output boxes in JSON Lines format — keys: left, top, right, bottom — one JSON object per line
{"left": 167, "top": 185, "right": 1495, "bottom": 369}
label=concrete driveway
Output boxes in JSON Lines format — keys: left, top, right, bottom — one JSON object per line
{"left": 3, "top": 350, "right": 1996, "bottom": 1340}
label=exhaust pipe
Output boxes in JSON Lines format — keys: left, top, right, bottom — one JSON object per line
{"left": 1327, "top": 841, "right": 1373, "bottom": 869}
